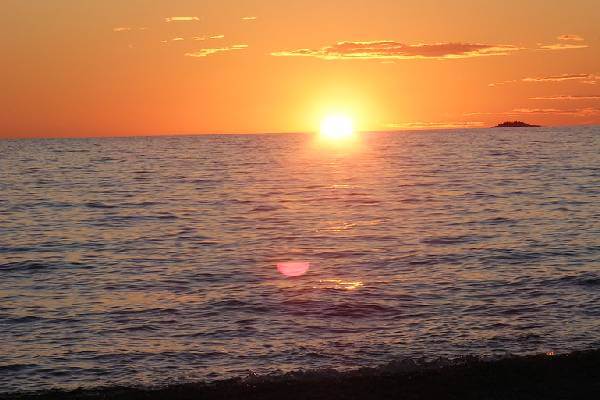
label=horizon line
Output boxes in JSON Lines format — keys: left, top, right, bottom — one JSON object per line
{"left": 2, "top": 123, "right": 599, "bottom": 141}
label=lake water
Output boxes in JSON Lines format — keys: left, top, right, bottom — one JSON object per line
{"left": 1, "top": 127, "right": 599, "bottom": 393}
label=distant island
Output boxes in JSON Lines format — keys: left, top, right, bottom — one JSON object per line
{"left": 494, "top": 121, "right": 541, "bottom": 128}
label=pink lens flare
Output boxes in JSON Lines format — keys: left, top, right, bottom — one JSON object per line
{"left": 277, "top": 261, "right": 310, "bottom": 277}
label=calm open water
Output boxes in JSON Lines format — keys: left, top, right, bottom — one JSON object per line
{"left": 1, "top": 127, "right": 599, "bottom": 392}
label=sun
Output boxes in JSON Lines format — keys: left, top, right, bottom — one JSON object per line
{"left": 319, "top": 115, "right": 355, "bottom": 140}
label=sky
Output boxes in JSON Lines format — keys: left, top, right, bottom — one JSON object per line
{"left": 1, "top": 0, "right": 600, "bottom": 138}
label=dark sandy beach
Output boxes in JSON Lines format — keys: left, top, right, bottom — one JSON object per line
{"left": 3, "top": 350, "right": 599, "bottom": 400}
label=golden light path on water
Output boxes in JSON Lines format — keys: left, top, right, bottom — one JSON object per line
{"left": 276, "top": 125, "right": 364, "bottom": 288}
{"left": 276, "top": 260, "right": 364, "bottom": 290}
{"left": 317, "top": 279, "right": 364, "bottom": 290}
{"left": 276, "top": 260, "right": 364, "bottom": 293}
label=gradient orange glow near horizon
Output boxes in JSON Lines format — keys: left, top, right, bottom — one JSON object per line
{"left": 1, "top": 0, "right": 600, "bottom": 139}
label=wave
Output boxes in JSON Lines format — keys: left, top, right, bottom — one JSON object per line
{"left": 84, "top": 201, "right": 117, "bottom": 209}
{"left": 0, "top": 260, "right": 91, "bottom": 273}
{"left": 551, "top": 272, "right": 600, "bottom": 287}
{"left": 2, "top": 349, "right": 598, "bottom": 399}
{"left": 421, "top": 234, "right": 487, "bottom": 245}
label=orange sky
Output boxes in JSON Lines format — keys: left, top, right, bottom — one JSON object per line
{"left": 2, "top": 0, "right": 600, "bottom": 138}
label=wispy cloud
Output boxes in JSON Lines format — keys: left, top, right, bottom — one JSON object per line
{"left": 241, "top": 16, "right": 257, "bottom": 21}
{"left": 535, "top": 34, "right": 589, "bottom": 51}
{"left": 488, "top": 79, "right": 518, "bottom": 87}
{"left": 511, "top": 108, "right": 578, "bottom": 115}
{"left": 523, "top": 73, "right": 593, "bottom": 82}
{"left": 185, "top": 44, "right": 248, "bottom": 58}
{"left": 113, "top": 27, "right": 147, "bottom": 32}
{"left": 490, "top": 73, "right": 599, "bottom": 87}
{"left": 193, "top": 37, "right": 206, "bottom": 41}
{"left": 467, "top": 108, "right": 600, "bottom": 116}
{"left": 165, "top": 17, "right": 200, "bottom": 22}
{"left": 385, "top": 121, "right": 486, "bottom": 130}
{"left": 537, "top": 34, "right": 588, "bottom": 51}
{"left": 583, "top": 77, "right": 600, "bottom": 85}
{"left": 530, "top": 95, "right": 600, "bottom": 100}
{"left": 271, "top": 41, "right": 522, "bottom": 60}
{"left": 511, "top": 108, "right": 600, "bottom": 116}
{"left": 539, "top": 43, "right": 589, "bottom": 50}
{"left": 209, "top": 35, "right": 225, "bottom": 39}
{"left": 172, "top": 37, "right": 185, "bottom": 41}
{"left": 558, "top": 34, "right": 584, "bottom": 41}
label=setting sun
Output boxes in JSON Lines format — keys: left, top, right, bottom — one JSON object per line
{"left": 319, "top": 115, "right": 355, "bottom": 140}
{"left": 2, "top": 1, "right": 600, "bottom": 398}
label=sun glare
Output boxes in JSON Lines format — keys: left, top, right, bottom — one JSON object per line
{"left": 319, "top": 115, "right": 355, "bottom": 141}
{"left": 277, "top": 261, "right": 310, "bottom": 277}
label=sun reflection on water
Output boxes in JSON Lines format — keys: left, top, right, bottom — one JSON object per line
{"left": 315, "top": 278, "right": 364, "bottom": 291}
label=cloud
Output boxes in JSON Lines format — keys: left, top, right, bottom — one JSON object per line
{"left": 241, "top": 16, "right": 257, "bottom": 21}
{"left": 522, "top": 73, "right": 593, "bottom": 82}
{"left": 539, "top": 43, "right": 589, "bottom": 50}
{"left": 185, "top": 44, "right": 248, "bottom": 57}
{"left": 165, "top": 17, "right": 199, "bottom": 22}
{"left": 209, "top": 35, "right": 225, "bottom": 39}
{"left": 558, "top": 34, "right": 584, "bottom": 41}
{"left": 113, "top": 27, "right": 147, "bottom": 33}
{"left": 583, "top": 77, "right": 600, "bottom": 85}
{"left": 467, "top": 108, "right": 600, "bottom": 116}
{"left": 172, "top": 37, "right": 185, "bottom": 41}
{"left": 488, "top": 79, "right": 518, "bottom": 87}
{"left": 491, "top": 73, "right": 600, "bottom": 86}
{"left": 271, "top": 41, "right": 522, "bottom": 60}
{"left": 512, "top": 108, "right": 600, "bottom": 116}
{"left": 530, "top": 95, "right": 600, "bottom": 100}
{"left": 523, "top": 74, "right": 600, "bottom": 85}
{"left": 511, "top": 108, "right": 577, "bottom": 114}
{"left": 538, "top": 34, "right": 588, "bottom": 50}
{"left": 385, "top": 121, "right": 486, "bottom": 130}
{"left": 193, "top": 37, "right": 206, "bottom": 41}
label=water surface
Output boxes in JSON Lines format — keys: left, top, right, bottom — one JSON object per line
{"left": 1, "top": 127, "right": 599, "bottom": 392}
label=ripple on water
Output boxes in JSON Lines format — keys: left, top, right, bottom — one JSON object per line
{"left": 0, "top": 128, "right": 599, "bottom": 393}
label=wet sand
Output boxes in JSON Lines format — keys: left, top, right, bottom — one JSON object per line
{"left": 3, "top": 349, "right": 599, "bottom": 400}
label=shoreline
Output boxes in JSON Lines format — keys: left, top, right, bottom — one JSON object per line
{"left": 3, "top": 349, "right": 599, "bottom": 400}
